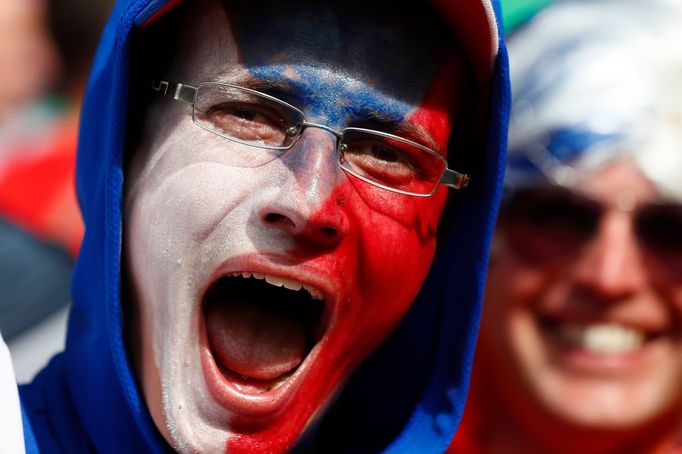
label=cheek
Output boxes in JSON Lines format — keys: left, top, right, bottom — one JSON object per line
{"left": 483, "top": 246, "right": 549, "bottom": 345}
{"left": 130, "top": 131, "right": 271, "bottom": 251}
{"left": 481, "top": 260, "right": 549, "bottom": 392}
{"left": 489, "top": 231, "right": 574, "bottom": 312}
{"left": 645, "top": 255, "right": 682, "bottom": 307}
{"left": 340, "top": 183, "right": 448, "bottom": 336}
{"left": 134, "top": 310, "right": 167, "bottom": 441}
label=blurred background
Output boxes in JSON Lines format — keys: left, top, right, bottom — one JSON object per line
{"left": 0, "top": 0, "right": 114, "bottom": 382}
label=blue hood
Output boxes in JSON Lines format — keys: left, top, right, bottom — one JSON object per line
{"left": 20, "top": 0, "right": 509, "bottom": 452}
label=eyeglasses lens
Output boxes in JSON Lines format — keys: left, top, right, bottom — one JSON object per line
{"left": 190, "top": 83, "right": 446, "bottom": 195}
{"left": 502, "top": 188, "right": 599, "bottom": 262}
{"left": 636, "top": 203, "right": 682, "bottom": 278}
{"left": 192, "top": 83, "right": 303, "bottom": 166}
{"left": 339, "top": 129, "right": 445, "bottom": 195}
{"left": 503, "top": 188, "right": 682, "bottom": 278}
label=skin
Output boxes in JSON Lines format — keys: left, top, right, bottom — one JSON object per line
{"left": 471, "top": 158, "right": 682, "bottom": 453}
{"left": 124, "top": 0, "right": 467, "bottom": 452}
{"left": 0, "top": 0, "right": 58, "bottom": 120}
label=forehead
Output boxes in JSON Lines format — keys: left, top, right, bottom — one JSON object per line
{"left": 173, "top": 0, "right": 457, "bottom": 106}
{"left": 574, "top": 158, "right": 659, "bottom": 205}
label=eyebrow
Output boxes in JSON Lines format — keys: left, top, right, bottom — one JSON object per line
{"left": 354, "top": 110, "right": 439, "bottom": 151}
{"left": 207, "top": 71, "right": 440, "bottom": 151}
{"left": 210, "top": 70, "right": 295, "bottom": 96}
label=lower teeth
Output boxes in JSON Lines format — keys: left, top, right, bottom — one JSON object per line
{"left": 269, "top": 371, "right": 293, "bottom": 391}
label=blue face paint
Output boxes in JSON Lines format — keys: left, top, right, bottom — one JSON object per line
{"left": 224, "top": 0, "right": 455, "bottom": 118}
{"left": 247, "top": 64, "right": 411, "bottom": 129}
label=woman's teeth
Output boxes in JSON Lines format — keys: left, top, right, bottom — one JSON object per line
{"left": 555, "top": 323, "right": 646, "bottom": 354}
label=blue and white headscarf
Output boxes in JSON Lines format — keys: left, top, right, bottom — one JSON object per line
{"left": 506, "top": 0, "right": 682, "bottom": 201}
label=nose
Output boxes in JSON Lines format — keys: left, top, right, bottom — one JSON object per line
{"left": 573, "top": 210, "right": 648, "bottom": 300}
{"left": 256, "top": 128, "right": 350, "bottom": 249}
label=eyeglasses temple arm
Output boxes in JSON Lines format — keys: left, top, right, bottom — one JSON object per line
{"left": 151, "top": 80, "right": 197, "bottom": 104}
{"left": 440, "top": 169, "right": 471, "bottom": 190}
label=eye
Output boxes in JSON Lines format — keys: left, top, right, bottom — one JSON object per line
{"left": 502, "top": 188, "right": 601, "bottom": 262}
{"left": 511, "top": 190, "right": 598, "bottom": 230}
{"left": 367, "top": 145, "right": 407, "bottom": 163}
{"left": 636, "top": 203, "right": 682, "bottom": 283}
{"left": 636, "top": 203, "right": 682, "bottom": 252}
{"left": 200, "top": 102, "right": 288, "bottom": 146}
{"left": 341, "top": 139, "right": 415, "bottom": 185}
{"left": 220, "top": 104, "right": 260, "bottom": 121}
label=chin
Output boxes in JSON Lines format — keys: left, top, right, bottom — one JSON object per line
{"left": 516, "top": 319, "right": 682, "bottom": 434}
{"left": 531, "top": 374, "right": 682, "bottom": 433}
{"left": 150, "top": 255, "right": 363, "bottom": 453}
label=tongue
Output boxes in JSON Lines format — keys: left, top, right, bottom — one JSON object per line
{"left": 206, "top": 298, "right": 308, "bottom": 380}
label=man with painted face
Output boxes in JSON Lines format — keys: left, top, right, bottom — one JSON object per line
{"left": 14, "top": 0, "right": 509, "bottom": 452}
{"left": 450, "top": 0, "right": 682, "bottom": 452}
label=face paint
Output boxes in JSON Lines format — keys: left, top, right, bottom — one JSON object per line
{"left": 124, "top": 0, "right": 466, "bottom": 452}
{"left": 247, "top": 65, "right": 408, "bottom": 129}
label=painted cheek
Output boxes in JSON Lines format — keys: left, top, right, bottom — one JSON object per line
{"left": 222, "top": 179, "right": 446, "bottom": 453}
{"left": 352, "top": 191, "right": 445, "bottom": 336}
{"left": 284, "top": 176, "right": 445, "bottom": 299}
{"left": 221, "top": 63, "right": 454, "bottom": 452}
{"left": 289, "top": 171, "right": 445, "bottom": 308}
{"left": 305, "top": 180, "right": 446, "bottom": 355}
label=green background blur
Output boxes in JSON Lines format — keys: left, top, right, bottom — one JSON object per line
{"left": 501, "top": 0, "right": 555, "bottom": 34}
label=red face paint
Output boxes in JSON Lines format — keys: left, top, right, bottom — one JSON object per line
{"left": 219, "top": 192, "right": 448, "bottom": 451}
{"left": 223, "top": 63, "right": 458, "bottom": 454}
{"left": 125, "top": 1, "right": 464, "bottom": 452}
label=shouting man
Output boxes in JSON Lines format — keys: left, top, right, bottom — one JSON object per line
{"left": 14, "top": 0, "right": 509, "bottom": 452}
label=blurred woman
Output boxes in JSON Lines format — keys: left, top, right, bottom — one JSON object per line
{"left": 450, "top": 0, "right": 682, "bottom": 452}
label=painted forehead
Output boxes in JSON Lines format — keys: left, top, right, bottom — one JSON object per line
{"left": 223, "top": 0, "right": 455, "bottom": 100}
{"left": 176, "top": 0, "right": 460, "bottom": 128}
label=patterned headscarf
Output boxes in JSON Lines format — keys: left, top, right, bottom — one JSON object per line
{"left": 505, "top": 0, "right": 682, "bottom": 201}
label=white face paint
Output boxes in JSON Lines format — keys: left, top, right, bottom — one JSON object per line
{"left": 124, "top": 0, "right": 461, "bottom": 451}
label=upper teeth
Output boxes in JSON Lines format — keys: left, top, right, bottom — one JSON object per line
{"left": 230, "top": 272, "right": 324, "bottom": 300}
{"left": 556, "top": 323, "right": 645, "bottom": 354}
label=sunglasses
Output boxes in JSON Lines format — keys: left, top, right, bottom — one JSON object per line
{"left": 500, "top": 186, "right": 682, "bottom": 278}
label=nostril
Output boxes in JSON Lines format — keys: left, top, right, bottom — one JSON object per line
{"left": 320, "top": 227, "right": 337, "bottom": 238}
{"left": 263, "top": 210, "right": 343, "bottom": 247}
{"left": 264, "top": 212, "right": 296, "bottom": 229}
{"left": 264, "top": 213, "right": 282, "bottom": 223}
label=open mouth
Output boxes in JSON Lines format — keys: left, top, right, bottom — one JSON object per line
{"left": 539, "top": 318, "right": 663, "bottom": 355}
{"left": 203, "top": 272, "right": 326, "bottom": 395}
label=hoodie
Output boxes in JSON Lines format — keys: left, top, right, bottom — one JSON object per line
{"left": 19, "top": 0, "right": 509, "bottom": 452}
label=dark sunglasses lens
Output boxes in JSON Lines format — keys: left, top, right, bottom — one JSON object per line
{"left": 502, "top": 188, "right": 600, "bottom": 262}
{"left": 636, "top": 203, "right": 682, "bottom": 277}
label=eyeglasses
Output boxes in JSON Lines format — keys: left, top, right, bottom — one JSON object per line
{"left": 500, "top": 186, "right": 682, "bottom": 278}
{"left": 151, "top": 80, "right": 470, "bottom": 197}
